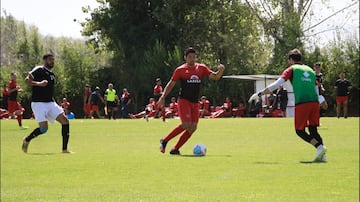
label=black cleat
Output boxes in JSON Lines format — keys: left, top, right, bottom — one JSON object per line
{"left": 160, "top": 138, "right": 167, "bottom": 153}
{"left": 22, "top": 138, "right": 29, "bottom": 153}
{"left": 169, "top": 149, "right": 180, "bottom": 155}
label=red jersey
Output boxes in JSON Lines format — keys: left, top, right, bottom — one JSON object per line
{"left": 169, "top": 102, "right": 178, "bottom": 113}
{"left": 146, "top": 101, "right": 156, "bottom": 112}
{"left": 2, "top": 88, "right": 9, "bottom": 97}
{"left": 223, "top": 101, "right": 232, "bottom": 112}
{"left": 8, "top": 80, "right": 18, "bottom": 101}
{"left": 153, "top": 84, "right": 163, "bottom": 95}
{"left": 171, "top": 63, "right": 212, "bottom": 103}
{"left": 61, "top": 101, "right": 71, "bottom": 109}
{"left": 84, "top": 88, "right": 91, "bottom": 103}
{"left": 199, "top": 100, "right": 210, "bottom": 111}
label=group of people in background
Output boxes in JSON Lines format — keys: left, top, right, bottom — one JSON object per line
{"left": 249, "top": 85, "right": 288, "bottom": 118}
{"left": 81, "top": 83, "right": 132, "bottom": 120}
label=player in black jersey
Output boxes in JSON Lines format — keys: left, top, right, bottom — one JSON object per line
{"left": 22, "top": 53, "right": 72, "bottom": 153}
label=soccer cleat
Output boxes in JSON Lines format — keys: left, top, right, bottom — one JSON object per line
{"left": 169, "top": 149, "right": 180, "bottom": 155}
{"left": 62, "top": 150, "right": 74, "bottom": 154}
{"left": 145, "top": 115, "right": 149, "bottom": 122}
{"left": 314, "top": 145, "right": 327, "bottom": 162}
{"left": 160, "top": 138, "right": 167, "bottom": 153}
{"left": 320, "top": 154, "right": 327, "bottom": 162}
{"left": 19, "top": 126, "right": 29, "bottom": 130}
{"left": 22, "top": 138, "right": 29, "bottom": 153}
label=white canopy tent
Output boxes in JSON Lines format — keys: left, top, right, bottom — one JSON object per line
{"left": 223, "top": 74, "right": 295, "bottom": 117}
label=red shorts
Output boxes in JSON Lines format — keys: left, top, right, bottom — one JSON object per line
{"left": 8, "top": 100, "right": 24, "bottom": 113}
{"left": 294, "top": 102, "right": 320, "bottom": 130}
{"left": 84, "top": 103, "right": 91, "bottom": 111}
{"left": 178, "top": 98, "right": 200, "bottom": 123}
{"left": 91, "top": 105, "right": 99, "bottom": 111}
{"left": 336, "top": 96, "right": 348, "bottom": 103}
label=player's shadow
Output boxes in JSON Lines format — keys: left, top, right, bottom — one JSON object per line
{"left": 300, "top": 160, "right": 327, "bottom": 164}
{"left": 27, "top": 153, "right": 57, "bottom": 156}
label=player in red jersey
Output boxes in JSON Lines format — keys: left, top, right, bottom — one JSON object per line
{"left": 153, "top": 78, "right": 166, "bottom": 121}
{"left": 165, "top": 97, "right": 178, "bottom": 118}
{"left": 158, "top": 47, "right": 225, "bottom": 155}
{"left": 129, "top": 97, "right": 156, "bottom": 119}
{"left": 8, "top": 72, "right": 27, "bottom": 129}
{"left": 209, "top": 97, "right": 233, "bottom": 118}
{"left": 60, "top": 97, "right": 71, "bottom": 115}
{"left": 83, "top": 84, "right": 91, "bottom": 118}
{"left": 199, "top": 95, "right": 211, "bottom": 118}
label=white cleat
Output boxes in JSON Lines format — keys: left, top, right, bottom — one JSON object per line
{"left": 320, "top": 154, "right": 327, "bottom": 162}
{"left": 314, "top": 145, "right": 327, "bottom": 162}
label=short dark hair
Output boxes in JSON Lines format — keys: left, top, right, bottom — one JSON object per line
{"left": 184, "top": 47, "right": 196, "bottom": 57}
{"left": 288, "top": 49, "right": 302, "bottom": 62}
{"left": 43, "top": 53, "right": 54, "bottom": 60}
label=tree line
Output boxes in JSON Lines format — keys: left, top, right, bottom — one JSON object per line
{"left": 1, "top": 0, "right": 358, "bottom": 118}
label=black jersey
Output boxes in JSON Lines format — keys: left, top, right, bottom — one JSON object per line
{"left": 335, "top": 79, "right": 351, "bottom": 96}
{"left": 29, "top": 66, "right": 55, "bottom": 102}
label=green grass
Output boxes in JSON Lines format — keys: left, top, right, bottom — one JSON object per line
{"left": 1, "top": 117, "right": 359, "bottom": 201}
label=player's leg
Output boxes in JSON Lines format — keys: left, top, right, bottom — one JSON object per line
{"left": 22, "top": 103, "right": 49, "bottom": 153}
{"left": 56, "top": 113, "right": 71, "bottom": 153}
{"left": 343, "top": 99, "right": 349, "bottom": 118}
{"left": 160, "top": 99, "right": 189, "bottom": 153}
{"left": 336, "top": 97, "right": 342, "bottom": 118}
{"left": 171, "top": 102, "right": 199, "bottom": 154}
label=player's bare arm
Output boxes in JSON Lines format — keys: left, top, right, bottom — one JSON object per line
{"left": 25, "top": 74, "right": 48, "bottom": 87}
{"left": 209, "top": 64, "right": 225, "bottom": 80}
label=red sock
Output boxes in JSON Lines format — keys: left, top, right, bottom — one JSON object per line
{"left": 163, "top": 125, "right": 185, "bottom": 142}
{"left": 173, "top": 130, "right": 191, "bottom": 150}
{"left": 17, "top": 115, "right": 22, "bottom": 126}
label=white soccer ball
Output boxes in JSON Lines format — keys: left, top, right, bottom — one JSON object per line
{"left": 193, "top": 143, "right": 207, "bottom": 156}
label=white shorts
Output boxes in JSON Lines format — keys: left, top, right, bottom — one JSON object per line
{"left": 318, "top": 95, "right": 326, "bottom": 104}
{"left": 31, "top": 102, "right": 64, "bottom": 123}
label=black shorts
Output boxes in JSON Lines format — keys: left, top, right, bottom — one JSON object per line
{"left": 107, "top": 101, "right": 118, "bottom": 108}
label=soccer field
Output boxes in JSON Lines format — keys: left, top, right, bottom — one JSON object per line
{"left": 1, "top": 117, "right": 359, "bottom": 201}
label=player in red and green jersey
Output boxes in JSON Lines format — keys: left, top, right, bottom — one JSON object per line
{"left": 157, "top": 47, "right": 225, "bottom": 155}
{"left": 248, "top": 49, "right": 327, "bottom": 162}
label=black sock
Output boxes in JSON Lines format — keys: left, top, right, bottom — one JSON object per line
{"left": 309, "top": 126, "right": 323, "bottom": 147}
{"left": 295, "top": 130, "right": 311, "bottom": 143}
{"left": 62, "top": 124, "right": 70, "bottom": 150}
{"left": 25, "top": 128, "right": 42, "bottom": 142}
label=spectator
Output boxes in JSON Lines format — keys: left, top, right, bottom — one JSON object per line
{"left": 314, "top": 63, "right": 328, "bottom": 115}
{"left": 0, "top": 108, "right": 9, "bottom": 119}
{"left": 89, "top": 86, "right": 105, "bottom": 119}
{"left": 334, "top": 72, "right": 352, "bottom": 118}
{"left": 121, "top": 88, "right": 132, "bottom": 118}
{"left": 2, "top": 84, "right": 9, "bottom": 110}
{"left": 232, "top": 102, "right": 246, "bottom": 117}
{"left": 274, "top": 85, "right": 288, "bottom": 117}
{"left": 165, "top": 97, "right": 178, "bottom": 118}
{"left": 199, "top": 95, "right": 211, "bottom": 118}
{"left": 8, "top": 72, "right": 27, "bottom": 129}
{"left": 209, "top": 97, "right": 232, "bottom": 118}
{"left": 60, "top": 97, "right": 71, "bottom": 115}
{"left": 129, "top": 97, "right": 156, "bottom": 120}
{"left": 83, "top": 84, "right": 91, "bottom": 118}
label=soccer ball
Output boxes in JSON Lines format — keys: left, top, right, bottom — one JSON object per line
{"left": 193, "top": 143, "right": 207, "bottom": 156}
